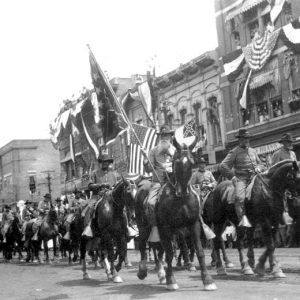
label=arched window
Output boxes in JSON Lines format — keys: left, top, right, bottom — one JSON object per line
{"left": 167, "top": 114, "right": 174, "bottom": 129}
{"left": 179, "top": 108, "right": 187, "bottom": 125}
{"left": 208, "top": 97, "right": 222, "bottom": 145}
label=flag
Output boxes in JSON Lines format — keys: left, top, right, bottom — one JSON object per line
{"left": 80, "top": 112, "right": 99, "bottom": 159}
{"left": 88, "top": 48, "right": 127, "bottom": 144}
{"left": 70, "top": 134, "right": 75, "bottom": 163}
{"left": 175, "top": 119, "right": 197, "bottom": 147}
{"left": 239, "top": 69, "right": 252, "bottom": 109}
{"left": 281, "top": 18, "right": 300, "bottom": 53}
{"left": 91, "top": 92, "right": 100, "bottom": 124}
{"left": 222, "top": 49, "right": 245, "bottom": 82}
{"left": 128, "top": 124, "right": 158, "bottom": 178}
{"left": 270, "top": 0, "right": 286, "bottom": 25}
{"left": 138, "top": 81, "right": 153, "bottom": 123}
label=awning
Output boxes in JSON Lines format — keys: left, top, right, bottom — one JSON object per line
{"left": 249, "top": 69, "right": 274, "bottom": 89}
{"left": 254, "top": 142, "right": 282, "bottom": 155}
{"left": 225, "top": 0, "right": 267, "bottom": 22}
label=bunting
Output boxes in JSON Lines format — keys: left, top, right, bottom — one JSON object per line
{"left": 281, "top": 18, "right": 300, "bottom": 53}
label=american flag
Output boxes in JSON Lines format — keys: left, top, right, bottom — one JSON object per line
{"left": 128, "top": 124, "right": 158, "bottom": 178}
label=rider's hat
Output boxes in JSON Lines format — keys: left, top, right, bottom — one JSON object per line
{"left": 55, "top": 197, "right": 62, "bottom": 202}
{"left": 279, "top": 132, "right": 294, "bottom": 143}
{"left": 159, "top": 125, "right": 174, "bottom": 136}
{"left": 43, "top": 193, "right": 51, "bottom": 199}
{"left": 88, "top": 183, "right": 101, "bottom": 194}
{"left": 198, "top": 156, "right": 207, "bottom": 164}
{"left": 4, "top": 204, "right": 10, "bottom": 209}
{"left": 25, "top": 200, "right": 32, "bottom": 205}
{"left": 235, "top": 129, "right": 251, "bottom": 139}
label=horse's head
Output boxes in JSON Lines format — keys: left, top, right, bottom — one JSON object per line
{"left": 173, "top": 136, "right": 197, "bottom": 197}
{"left": 112, "top": 177, "right": 136, "bottom": 218}
{"left": 269, "top": 160, "right": 300, "bottom": 194}
{"left": 47, "top": 207, "right": 58, "bottom": 224}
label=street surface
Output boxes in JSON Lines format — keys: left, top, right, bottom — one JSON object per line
{"left": 1, "top": 248, "right": 300, "bottom": 300}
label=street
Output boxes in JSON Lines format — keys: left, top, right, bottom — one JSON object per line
{"left": 1, "top": 248, "right": 300, "bottom": 300}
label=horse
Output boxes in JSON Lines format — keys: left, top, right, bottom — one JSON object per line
{"left": 135, "top": 137, "right": 217, "bottom": 291}
{"left": 79, "top": 177, "right": 135, "bottom": 282}
{"left": 2, "top": 215, "right": 24, "bottom": 262}
{"left": 206, "top": 159, "right": 300, "bottom": 278}
{"left": 24, "top": 205, "right": 59, "bottom": 263}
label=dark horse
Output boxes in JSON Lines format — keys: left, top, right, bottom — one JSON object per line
{"left": 79, "top": 178, "right": 135, "bottom": 282}
{"left": 135, "top": 137, "right": 216, "bottom": 291}
{"left": 25, "top": 205, "right": 59, "bottom": 263}
{"left": 206, "top": 159, "right": 300, "bottom": 278}
{"left": 2, "top": 216, "right": 24, "bottom": 262}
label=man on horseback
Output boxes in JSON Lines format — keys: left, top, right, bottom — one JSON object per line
{"left": 21, "top": 200, "right": 35, "bottom": 241}
{"left": 1, "top": 205, "right": 14, "bottom": 243}
{"left": 271, "top": 133, "right": 297, "bottom": 165}
{"left": 31, "top": 193, "right": 52, "bottom": 240}
{"left": 190, "top": 156, "right": 217, "bottom": 199}
{"left": 81, "top": 154, "right": 119, "bottom": 238}
{"left": 219, "top": 129, "right": 265, "bottom": 227}
{"left": 142, "top": 125, "right": 175, "bottom": 238}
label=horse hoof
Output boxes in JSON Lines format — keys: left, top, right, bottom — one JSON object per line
{"left": 211, "top": 261, "right": 216, "bottom": 268}
{"left": 254, "top": 264, "right": 265, "bottom": 276}
{"left": 113, "top": 275, "right": 123, "bottom": 283}
{"left": 217, "top": 267, "right": 227, "bottom": 275}
{"left": 204, "top": 283, "right": 217, "bottom": 291}
{"left": 273, "top": 271, "right": 286, "bottom": 278}
{"left": 225, "top": 262, "right": 234, "bottom": 268}
{"left": 159, "top": 277, "right": 166, "bottom": 284}
{"left": 243, "top": 266, "right": 254, "bottom": 275}
{"left": 167, "top": 283, "right": 179, "bottom": 290}
{"left": 125, "top": 262, "right": 133, "bottom": 268}
{"left": 20, "top": 259, "right": 25, "bottom": 263}
{"left": 189, "top": 266, "right": 197, "bottom": 272}
{"left": 83, "top": 273, "right": 91, "bottom": 280}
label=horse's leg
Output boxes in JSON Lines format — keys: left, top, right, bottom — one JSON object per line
{"left": 213, "top": 223, "right": 226, "bottom": 275}
{"left": 158, "top": 226, "right": 176, "bottom": 290}
{"left": 44, "top": 240, "right": 50, "bottom": 263}
{"left": 236, "top": 226, "right": 254, "bottom": 275}
{"left": 220, "top": 238, "right": 234, "bottom": 268}
{"left": 137, "top": 226, "right": 151, "bottom": 280}
{"left": 192, "top": 221, "right": 216, "bottom": 291}
{"left": 81, "top": 238, "right": 91, "bottom": 280}
{"left": 115, "top": 233, "right": 126, "bottom": 272}
{"left": 246, "top": 227, "right": 255, "bottom": 269}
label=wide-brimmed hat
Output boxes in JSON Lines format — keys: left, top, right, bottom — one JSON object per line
{"left": 44, "top": 193, "right": 51, "bottom": 199}
{"left": 25, "top": 200, "right": 32, "bottom": 205}
{"left": 159, "top": 125, "right": 174, "bottom": 136}
{"left": 88, "top": 183, "right": 101, "bottom": 193}
{"left": 235, "top": 129, "right": 251, "bottom": 139}
{"left": 98, "top": 153, "right": 114, "bottom": 163}
{"left": 4, "top": 204, "right": 10, "bottom": 209}
{"left": 198, "top": 157, "right": 207, "bottom": 164}
{"left": 279, "top": 133, "right": 294, "bottom": 143}
{"left": 55, "top": 197, "right": 62, "bottom": 202}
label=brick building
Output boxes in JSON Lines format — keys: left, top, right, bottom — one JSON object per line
{"left": 0, "top": 139, "right": 61, "bottom": 207}
{"left": 155, "top": 50, "right": 225, "bottom": 172}
{"left": 215, "top": 0, "right": 300, "bottom": 163}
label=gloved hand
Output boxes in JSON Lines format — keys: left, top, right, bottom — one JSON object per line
{"left": 231, "top": 176, "right": 238, "bottom": 186}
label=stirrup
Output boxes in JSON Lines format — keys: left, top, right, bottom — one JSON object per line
{"left": 63, "top": 232, "right": 70, "bottom": 240}
{"left": 82, "top": 225, "right": 93, "bottom": 237}
{"left": 239, "top": 215, "right": 252, "bottom": 228}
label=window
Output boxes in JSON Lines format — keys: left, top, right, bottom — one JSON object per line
{"left": 272, "top": 100, "right": 283, "bottom": 118}
{"left": 179, "top": 108, "right": 187, "bottom": 125}
{"left": 249, "top": 20, "right": 259, "bottom": 40}
{"left": 257, "top": 102, "right": 269, "bottom": 123}
{"left": 167, "top": 114, "right": 173, "bottom": 128}
{"left": 208, "top": 97, "right": 222, "bottom": 145}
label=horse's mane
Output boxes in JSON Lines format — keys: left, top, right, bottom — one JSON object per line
{"left": 267, "top": 159, "right": 294, "bottom": 178}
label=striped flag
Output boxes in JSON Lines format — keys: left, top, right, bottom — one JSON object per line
{"left": 128, "top": 124, "right": 158, "bottom": 178}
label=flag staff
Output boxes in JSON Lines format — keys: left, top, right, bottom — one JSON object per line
{"left": 87, "top": 44, "right": 162, "bottom": 184}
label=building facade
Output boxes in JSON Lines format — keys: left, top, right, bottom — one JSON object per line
{"left": 155, "top": 50, "right": 226, "bottom": 170}
{"left": 215, "top": 0, "right": 300, "bottom": 163}
{"left": 0, "top": 139, "right": 61, "bottom": 207}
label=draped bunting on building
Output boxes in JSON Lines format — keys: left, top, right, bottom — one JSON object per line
{"left": 242, "top": 27, "right": 281, "bottom": 71}
{"left": 281, "top": 18, "right": 300, "bottom": 53}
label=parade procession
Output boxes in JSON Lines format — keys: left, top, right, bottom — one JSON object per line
{"left": 1, "top": 0, "right": 300, "bottom": 299}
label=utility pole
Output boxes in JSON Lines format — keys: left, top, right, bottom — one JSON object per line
{"left": 41, "top": 170, "right": 55, "bottom": 197}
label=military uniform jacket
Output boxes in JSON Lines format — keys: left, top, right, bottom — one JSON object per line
{"left": 190, "top": 170, "right": 217, "bottom": 188}
{"left": 92, "top": 169, "right": 120, "bottom": 188}
{"left": 144, "top": 145, "right": 173, "bottom": 183}
{"left": 22, "top": 207, "right": 34, "bottom": 221}
{"left": 219, "top": 146, "right": 264, "bottom": 180}
{"left": 271, "top": 147, "right": 297, "bottom": 166}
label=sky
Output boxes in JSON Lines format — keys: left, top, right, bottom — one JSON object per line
{"left": 0, "top": 0, "right": 217, "bottom": 148}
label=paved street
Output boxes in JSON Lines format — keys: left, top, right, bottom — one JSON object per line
{"left": 1, "top": 248, "right": 300, "bottom": 300}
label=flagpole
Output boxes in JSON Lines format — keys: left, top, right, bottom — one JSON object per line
{"left": 87, "top": 44, "right": 162, "bottom": 184}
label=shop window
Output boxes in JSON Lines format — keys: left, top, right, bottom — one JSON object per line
{"left": 271, "top": 100, "right": 283, "bottom": 118}
{"left": 257, "top": 102, "right": 269, "bottom": 123}
{"left": 289, "top": 88, "right": 300, "bottom": 113}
